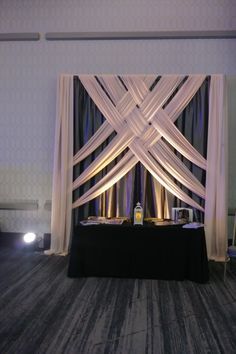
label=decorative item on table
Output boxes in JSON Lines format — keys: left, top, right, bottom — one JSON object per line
{"left": 81, "top": 216, "right": 108, "bottom": 226}
{"left": 81, "top": 216, "right": 128, "bottom": 226}
{"left": 133, "top": 202, "right": 143, "bottom": 225}
{"left": 144, "top": 217, "right": 164, "bottom": 224}
{"left": 80, "top": 219, "right": 101, "bottom": 226}
{"left": 182, "top": 222, "right": 204, "bottom": 229}
{"left": 88, "top": 216, "right": 107, "bottom": 221}
{"left": 171, "top": 207, "right": 193, "bottom": 224}
{"left": 154, "top": 220, "right": 176, "bottom": 226}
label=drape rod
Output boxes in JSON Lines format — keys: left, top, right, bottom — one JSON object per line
{"left": 45, "top": 30, "right": 236, "bottom": 40}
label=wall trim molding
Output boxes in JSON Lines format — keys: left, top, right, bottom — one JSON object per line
{"left": 45, "top": 30, "right": 236, "bottom": 41}
{"left": 0, "top": 33, "right": 40, "bottom": 41}
{"left": 0, "top": 200, "right": 38, "bottom": 210}
{"left": 1, "top": 31, "right": 235, "bottom": 42}
{"left": 44, "top": 200, "right": 51, "bottom": 211}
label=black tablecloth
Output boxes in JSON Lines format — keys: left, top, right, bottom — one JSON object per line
{"left": 68, "top": 222, "right": 209, "bottom": 283}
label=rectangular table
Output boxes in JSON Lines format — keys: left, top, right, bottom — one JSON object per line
{"left": 68, "top": 222, "right": 209, "bottom": 283}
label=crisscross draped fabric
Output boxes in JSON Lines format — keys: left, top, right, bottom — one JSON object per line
{"left": 73, "top": 75, "right": 206, "bottom": 211}
{"left": 50, "top": 74, "right": 228, "bottom": 262}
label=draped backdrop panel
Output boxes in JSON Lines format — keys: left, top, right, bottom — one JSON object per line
{"left": 49, "top": 74, "right": 228, "bottom": 262}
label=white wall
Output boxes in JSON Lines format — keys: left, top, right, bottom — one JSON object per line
{"left": 0, "top": 0, "right": 235, "bottom": 235}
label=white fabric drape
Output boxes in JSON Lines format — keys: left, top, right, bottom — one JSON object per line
{"left": 75, "top": 152, "right": 138, "bottom": 207}
{"left": 73, "top": 121, "right": 113, "bottom": 165}
{"left": 74, "top": 75, "right": 206, "bottom": 211}
{"left": 205, "top": 75, "right": 228, "bottom": 261}
{"left": 51, "top": 73, "right": 228, "bottom": 261}
{"left": 48, "top": 75, "right": 74, "bottom": 255}
{"left": 72, "top": 76, "right": 206, "bottom": 164}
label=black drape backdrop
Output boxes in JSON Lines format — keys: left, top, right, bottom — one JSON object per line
{"left": 73, "top": 76, "right": 209, "bottom": 226}
{"left": 174, "top": 76, "right": 210, "bottom": 222}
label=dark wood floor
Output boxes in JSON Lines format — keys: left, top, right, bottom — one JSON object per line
{"left": 0, "top": 247, "right": 236, "bottom": 353}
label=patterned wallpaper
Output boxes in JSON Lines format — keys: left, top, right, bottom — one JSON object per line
{"left": 0, "top": 0, "right": 235, "bottom": 234}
